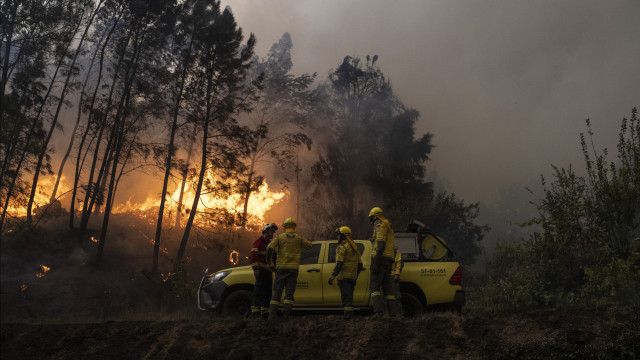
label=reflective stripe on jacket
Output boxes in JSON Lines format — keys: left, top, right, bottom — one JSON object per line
{"left": 267, "top": 229, "right": 313, "bottom": 270}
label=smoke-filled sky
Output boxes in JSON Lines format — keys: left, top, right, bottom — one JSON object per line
{"left": 221, "top": 0, "right": 640, "bottom": 204}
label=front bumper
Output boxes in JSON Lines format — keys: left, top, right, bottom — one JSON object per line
{"left": 198, "top": 281, "right": 228, "bottom": 311}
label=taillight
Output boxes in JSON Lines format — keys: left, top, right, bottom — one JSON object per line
{"left": 449, "top": 266, "right": 462, "bottom": 285}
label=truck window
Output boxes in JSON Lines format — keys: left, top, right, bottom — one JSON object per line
{"left": 328, "top": 243, "right": 365, "bottom": 263}
{"left": 300, "top": 244, "right": 322, "bottom": 265}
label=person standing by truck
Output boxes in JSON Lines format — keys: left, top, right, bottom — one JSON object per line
{"left": 368, "top": 206, "right": 401, "bottom": 317}
{"left": 391, "top": 247, "right": 404, "bottom": 316}
{"left": 248, "top": 223, "right": 278, "bottom": 318}
{"left": 328, "top": 226, "right": 363, "bottom": 320}
{"left": 266, "top": 217, "right": 313, "bottom": 320}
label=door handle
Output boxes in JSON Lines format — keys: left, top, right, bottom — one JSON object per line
{"left": 306, "top": 268, "right": 320, "bottom": 272}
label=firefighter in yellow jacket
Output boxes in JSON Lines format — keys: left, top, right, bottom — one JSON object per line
{"left": 368, "top": 206, "right": 401, "bottom": 316}
{"left": 266, "top": 217, "right": 313, "bottom": 320}
{"left": 328, "top": 226, "right": 363, "bottom": 319}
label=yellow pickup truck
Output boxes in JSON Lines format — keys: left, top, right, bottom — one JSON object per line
{"left": 198, "top": 236, "right": 465, "bottom": 316}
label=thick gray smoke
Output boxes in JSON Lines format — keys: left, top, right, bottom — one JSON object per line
{"left": 220, "top": 0, "right": 640, "bottom": 204}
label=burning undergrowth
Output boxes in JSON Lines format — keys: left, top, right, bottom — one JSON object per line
{"left": 0, "top": 212, "right": 261, "bottom": 324}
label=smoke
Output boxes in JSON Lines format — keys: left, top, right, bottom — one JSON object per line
{"left": 220, "top": 0, "right": 640, "bottom": 204}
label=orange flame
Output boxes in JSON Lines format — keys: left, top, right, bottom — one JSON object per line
{"left": 229, "top": 250, "right": 239, "bottom": 265}
{"left": 36, "top": 265, "right": 51, "bottom": 278}
{"left": 90, "top": 236, "right": 99, "bottom": 243}
{"left": 161, "top": 272, "right": 174, "bottom": 282}
{"left": 112, "top": 172, "right": 287, "bottom": 229}
{"left": 5, "top": 176, "right": 70, "bottom": 218}
{"left": 20, "top": 284, "right": 28, "bottom": 292}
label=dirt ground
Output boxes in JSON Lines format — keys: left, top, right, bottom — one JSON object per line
{"left": 2, "top": 304, "right": 639, "bottom": 360}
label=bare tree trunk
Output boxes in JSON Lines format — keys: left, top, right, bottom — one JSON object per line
{"left": 27, "top": 5, "right": 93, "bottom": 223}
{"left": 175, "top": 76, "right": 213, "bottom": 270}
{"left": 175, "top": 129, "right": 196, "bottom": 228}
{"left": 240, "top": 157, "right": 255, "bottom": 230}
{"left": 153, "top": 36, "right": 193, "bottom": 273}
{"left": 51, "top": 2, "right": 107, "bottom": 203}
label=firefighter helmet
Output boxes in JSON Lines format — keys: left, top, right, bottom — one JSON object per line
{"left": 283, "top": 217, "right": 296, "bottom": 228}
{"left": 368, "top": 207, "right": 383, "bottom": 223}
{"left": 368, "top": 207, "right": 383, "bottom": 217}
{"left": 262, "top": 223, "right": 278, "bottom": 233}
{"left": 335, "top": 226, "right": 352, "bottom": 237}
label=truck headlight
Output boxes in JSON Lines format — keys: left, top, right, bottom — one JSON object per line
{"left": 212, "top": 270, "right": 231, "bottom": 282}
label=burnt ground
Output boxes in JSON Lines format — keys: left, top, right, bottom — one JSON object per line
{"left": 1, "top": 217, "right": 639, "bottom": 359}
{"left": 2, "top": 305, "right": 639, "bottom": 360}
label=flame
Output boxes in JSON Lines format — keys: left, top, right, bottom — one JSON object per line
{"left": 161, "top": 272, "right": 174, "bottom": 282}
{"left": 20, "top": 284, "right": 28, "bottom": 292}
{"left": 229, "top": 250, "right": 239, "bottom": 265}
{"left": 5, "top": 176, "right": 70, "bottom": 217}
{"left": 90, "top": 236, "right": 99, "bottom": 243}
{"left": 112, "top": 172, "right": 287, "bottom": 229}
{"left": 36, "top": 264, "right": 51, "bottom": 278}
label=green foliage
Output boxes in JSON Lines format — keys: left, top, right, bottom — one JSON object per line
{"left": 486, "top": 108, "right": 640, "bottom": 309}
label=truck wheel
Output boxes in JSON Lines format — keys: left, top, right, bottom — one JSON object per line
{"left": 221, "top": 289, "right": 252, "bottom": 317}
{"left": 401, "top": 292, "right": 423, "bottom": 317}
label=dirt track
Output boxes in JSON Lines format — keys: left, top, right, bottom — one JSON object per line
{"left": 2, "top": 305, "right": 638, "bottom": 360}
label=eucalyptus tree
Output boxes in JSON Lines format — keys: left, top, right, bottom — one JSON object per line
{"left": 310, "top": 55, "right": 433, "bottom": 235}
{"left": 0, "top": 0, "right": 78, "bottom": 233}
{"left": 26, "top": 0, "right": 104, "bottom": 223}
{"left": 174, "top": 3, "right": 258, "bottom": 269}
{"left": 95, "top": 0, "right": 175, "bottom": 262}
{"left": 235, "top": 33, "right": 315, "bottom": 230}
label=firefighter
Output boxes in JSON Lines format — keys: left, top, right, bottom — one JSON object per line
{"left": 328, "top": 226, "right": 363, "bottom": 320}
{"left": 266, "top": 217, "right": 313, "bottom": 320}
{"left": 391, "top": 247, "right": 404, "bottom": 316}
{"left": 249, "top": 223, "right": 278, "bottom": 318}
{"left": 368, "top": 206, "right": 401, "bottom": 316}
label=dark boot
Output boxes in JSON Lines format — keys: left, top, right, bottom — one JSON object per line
{"left": 267, "top": 303, "right": 279, "bottom": 321}
{"left": 282, "top": 302, "right": 293, "bottom": 320}
{"left": 386, "top": 299, "right": 401, "bottom": 317}
{"left": 372, "top": 295, "right": 385, "bottom": 314}
{"left": 344, "top": 310, "right": 354, "bottom": 320}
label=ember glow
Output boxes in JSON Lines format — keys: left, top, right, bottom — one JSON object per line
{"left": 113, "top": 173, "right": 286, "bottom": 229}
{"left": 20, "top": 284, "right": 28, "bottom": 292}
{"left": 36, "top": 265, "right": 51, "bottom": 278}
{"left": 229, "top": 250, "right": 239, "bottom": 265}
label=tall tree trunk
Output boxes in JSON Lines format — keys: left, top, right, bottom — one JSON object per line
{"left": 175, "top": 76, "right": 213, "bottom": 270}
{"left": 153, "top": 36, "right": 193, "bottom": 273}
{"left": 27, "top": 4, "right": 94, "bottom": 223}
{"left": 175, "top": 129, "right": 196, "bottom": 228}
{"left": 51, "top": 1, "right": 106, "bottom": 203}
{"left": 240, "top": 157, "right": 255, "bottom": 230}
{"left": 0, "top": 1, "right": 18, "bottom": 122}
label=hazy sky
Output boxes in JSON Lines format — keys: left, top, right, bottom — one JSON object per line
{"left": 221, "top": 0, "right": 640, "bottom": 204}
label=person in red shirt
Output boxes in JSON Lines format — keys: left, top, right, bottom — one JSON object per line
{"left": 249, "top": 223, "right": 278, "bottom": 318}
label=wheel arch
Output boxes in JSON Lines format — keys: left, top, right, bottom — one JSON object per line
{"left": 399, "top": 282, "right": 427, "bottom": 307}
{"left": 220, "top": 284, "right": 254, "bottom": 311}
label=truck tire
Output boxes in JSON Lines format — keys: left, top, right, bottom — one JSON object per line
{"left": 401, "top": 292, "right": 423, "bottom": 317}
{"left": 221, "top": 289, "right": 252, "bottom": 317}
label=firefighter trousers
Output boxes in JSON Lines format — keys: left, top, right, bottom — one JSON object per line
{"left": 338, "top": 278, "right": 356, "bottom": 319}
{"left": 370, "top": 258, "right": 399, "bottom": 315}
{"left": 269, "top": 269, "right": 298, "bottom": 320}
{"left": 251, "top": 269, "right": 272, "bottom": 315}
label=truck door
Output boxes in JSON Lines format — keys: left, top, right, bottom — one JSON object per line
{"left": 293, "top": 243, "right": 323, "bottom": 305}
{"left": 323, "top": 242, "right": 370, "bottom": 306}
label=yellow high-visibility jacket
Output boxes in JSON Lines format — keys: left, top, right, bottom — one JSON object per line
{"left": 372, "top": 219, "right": 395, "bottom": 261}
{"left": 267, "top": 229, "right": 313, "bottom": 270}
{"left": 333, "top": 241, "right": 362, "bottom": 280}
{"left": 392, "top": 250, "right": 404, "bottom": 276}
